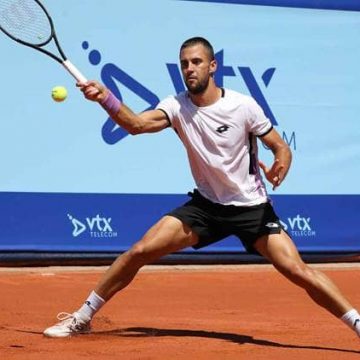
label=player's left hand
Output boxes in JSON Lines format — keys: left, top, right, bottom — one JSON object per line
{"left": 259, "top": 159, "right": 285, "bottom": 190}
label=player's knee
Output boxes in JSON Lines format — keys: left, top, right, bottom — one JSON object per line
{"left": 128, "top": 243, "right": 153, "bottom": 264}
{"left": 282, "top": 263, "right": 316, "bottom": 287}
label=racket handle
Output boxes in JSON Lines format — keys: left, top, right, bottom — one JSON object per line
{"left": 62, "top": 60, "right": 87, "bottom": 83}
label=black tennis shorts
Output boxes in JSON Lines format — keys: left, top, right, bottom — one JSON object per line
{"left": 167, "top": 190, "right": 283, "bottom": 254}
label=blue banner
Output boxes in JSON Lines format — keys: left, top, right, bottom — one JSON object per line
{"left": 179, "top": 0, "right": 360, "bottom": 12}
{"left": 0, "top": 193, "right": 359, "bottom": 253}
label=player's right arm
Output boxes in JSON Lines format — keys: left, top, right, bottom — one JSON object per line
{"left": 78, "top": 80, "right": 170, "bottom": 135}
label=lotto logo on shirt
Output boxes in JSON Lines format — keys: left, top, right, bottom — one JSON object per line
{"left": 280, "top": 215, "right": 316, "bottom": 237}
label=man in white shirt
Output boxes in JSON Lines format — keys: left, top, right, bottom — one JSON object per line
{"left": 44, "top": 37, "right": 360, "bottom": 340}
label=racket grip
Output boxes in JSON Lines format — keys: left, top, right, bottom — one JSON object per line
{"left": 62, "top": 60, "right": 87, "bottom": 83}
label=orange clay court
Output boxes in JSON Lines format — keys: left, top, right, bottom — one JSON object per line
{"left": 0, "top": 264, "right": 359, "bottom": 360}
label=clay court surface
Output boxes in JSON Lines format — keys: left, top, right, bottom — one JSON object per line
{"left": 0, "top": 264, "right": 359, "bottom": 360}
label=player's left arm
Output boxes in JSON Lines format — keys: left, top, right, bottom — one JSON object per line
{"left": 258, "top": 128, "right": 292, "bottom": 190}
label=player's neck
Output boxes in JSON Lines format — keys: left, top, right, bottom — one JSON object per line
{"left": 189, "top": 82, "right": 221, "bottom": 107}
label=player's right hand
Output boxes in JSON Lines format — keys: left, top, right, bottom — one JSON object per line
{"left": 77, "top": 80, "right": 109, "bottom": 103}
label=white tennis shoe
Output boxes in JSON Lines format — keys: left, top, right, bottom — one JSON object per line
{"left": 43, "top": 312, "right": 91, "bottom": 338}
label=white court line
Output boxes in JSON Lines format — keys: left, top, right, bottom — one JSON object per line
{"left": 0, "top": 262, "right": 360, "bottom": 274}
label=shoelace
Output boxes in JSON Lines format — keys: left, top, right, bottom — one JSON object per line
{"left": 56, "top": 312, "right": 75, "bottom": 322}
{"left": 57, "top": 312, "right": 80, "bottom": 327}
{"left": 56, "top": 312, "right": 83, "bottom": 329}
{"left": 55, "top": 312, "right": 89, "bottom": 332}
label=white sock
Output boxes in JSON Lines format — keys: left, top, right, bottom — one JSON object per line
{"left": 341, "top": 309, "right": 360, "bottom": 337}
{"left": 77, "top": 291, "right": 105, "bottom": 320}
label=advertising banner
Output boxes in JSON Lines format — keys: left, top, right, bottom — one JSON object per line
{"left": 1, "top": 1, "right": 359, "bottom": 253}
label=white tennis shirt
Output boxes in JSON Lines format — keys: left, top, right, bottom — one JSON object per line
{"left": 157, "top": 88, "right": 273, "bottom": 206}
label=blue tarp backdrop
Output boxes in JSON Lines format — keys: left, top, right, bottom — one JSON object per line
{"left": 0, "top": 193, "right": 359, "bottom": 253}
{"left": 0, "top": 0, "right": 359, "bottom": 254}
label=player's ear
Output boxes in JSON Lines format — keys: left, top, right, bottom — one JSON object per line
{"left": 209, "top": 58, "right": 217, "bottom": 76}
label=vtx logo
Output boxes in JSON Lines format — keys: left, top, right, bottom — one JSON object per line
{"left": 281, "top": 215, "right": 312, "bottom": 232}
{"left": 83, "top": 42, "right": 277, "bottom": 145}
{"left": 68, "top": 214, "right": 113, "bottom": 238}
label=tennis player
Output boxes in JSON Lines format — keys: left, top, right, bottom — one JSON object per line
{"left": 43, "top": 37, "right": 360, "bottom": 340}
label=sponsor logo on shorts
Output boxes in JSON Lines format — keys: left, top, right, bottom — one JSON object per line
{"left": 67, "top": 214, "right": 118, "bottom": 238}
{"left": 265, "top": 222, "right": 279, "bottom": 228}
{"left": 280, "top": 214, "right": 316, "bottom": 237}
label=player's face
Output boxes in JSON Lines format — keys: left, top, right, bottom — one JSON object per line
{"left": 180, "top": 44, "right": 216, "bottom": 95}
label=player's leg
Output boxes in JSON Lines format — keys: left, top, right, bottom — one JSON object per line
{"left": 253, "top": 231, "right": 360, "bottom": 338}
{"left": 43, "top": 215, "right": 199, "bottom": 337}
{"left": 94, "top": 215, "right": 199, "bottom": 301}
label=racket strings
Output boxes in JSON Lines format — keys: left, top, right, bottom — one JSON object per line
{"left": 0, "top": 0, "right": 51, "bottom": 45}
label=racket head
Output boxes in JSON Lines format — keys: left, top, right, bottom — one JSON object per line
{"left": 0, "top": 0, "right": 54, "bottom": 47}
{"left": 0, "top": 0, "right": 87, "bottom": 82}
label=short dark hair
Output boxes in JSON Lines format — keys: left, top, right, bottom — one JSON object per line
{"left": 180, "top": 37, "right": 215, "bottom": 61}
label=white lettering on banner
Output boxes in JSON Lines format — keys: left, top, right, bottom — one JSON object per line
{"left": 86, "top": 215, "right": 112, "bottom": 232}
{"left": 291, "top": 230, "right": 316, "bottom": 237}
{"left": 68, "top": 214, "right": 117, "bottom": 239}
{"left": 280, "top": 214, "right": 316, "bottom": 238}
{"left": 90, "top": 231, "right": 118, "bottom": 238}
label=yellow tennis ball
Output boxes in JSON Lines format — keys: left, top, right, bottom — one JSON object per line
{"left": 51, "top": 86, "right": 67, "bottom": 102}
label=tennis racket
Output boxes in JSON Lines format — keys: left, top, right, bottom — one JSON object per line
{"left": 0, "top": 0, "right": 87, "bottom": 83}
